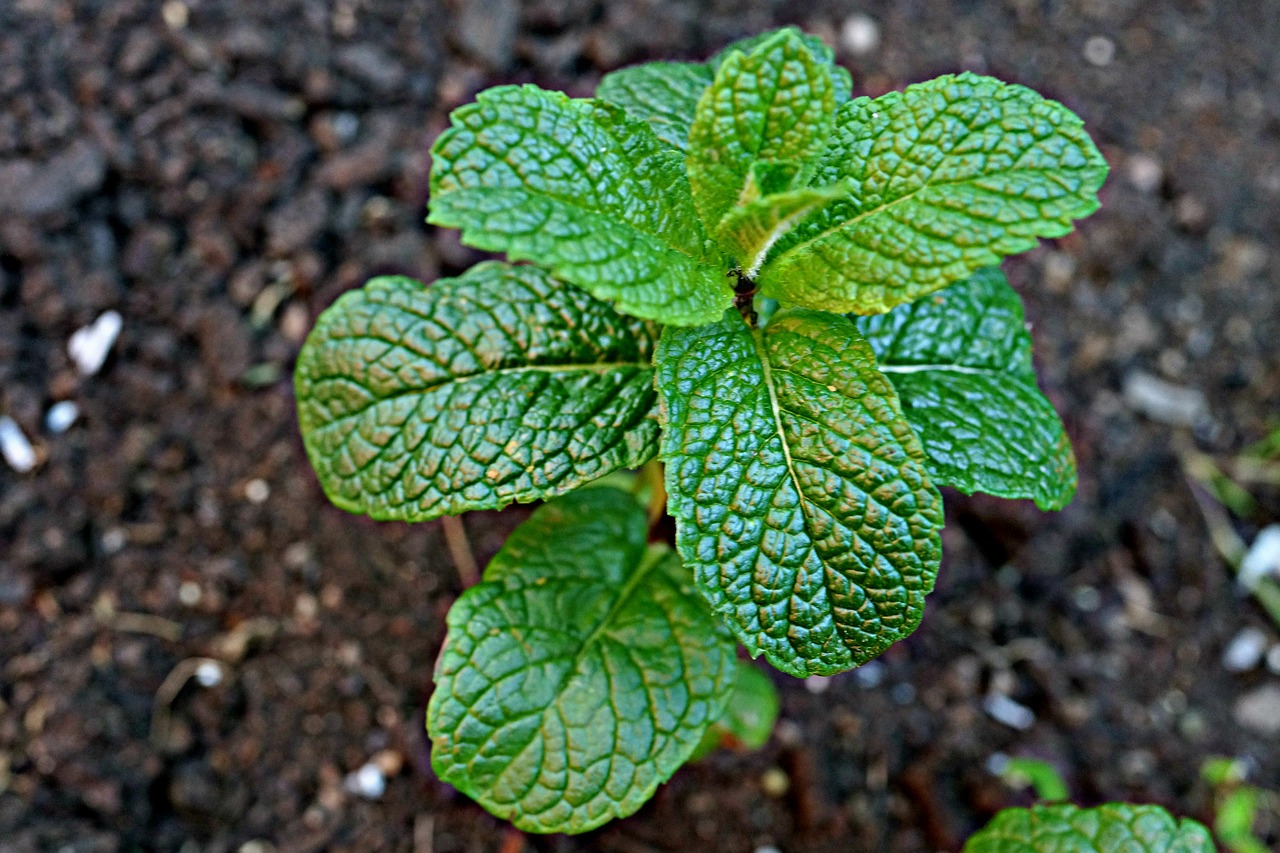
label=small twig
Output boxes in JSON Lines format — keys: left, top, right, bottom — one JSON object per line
{"left": 108, "top": 611, "right": 184, "bottom": 642}
{"left": 442, "top": 515, "right": 480, "bottom": 588}
{"left": 412, "top": 815, "right": 434, "bottom": 853}
{"left": 151, "top": 657, "right": 225, "bottom": 749}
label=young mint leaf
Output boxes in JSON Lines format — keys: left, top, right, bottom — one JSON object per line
{"left": 427, "top": 487, "right": 737, "bottom": 834}
{"left": 656, "top": 308, "right": 944, "bottom": 677}
{"left": 855, "top": 267, "right": 1076, "bottom": 510}
{"left": 295, "top": 262, "right": 660, "bottom": 522}
{"left": 596, "top": 27, "right": 850, "bottom": 154}
{"left": 595, "top": 62, "right": 712, "bottom": 150}
{"left": 428, "top": 84, "right": 733, "bottom": 326}
{"left": 717, "top": 184, "right": 850, "bottom": 278}
{"left": 709, "top": 28, "right": 853, "bottom": 103}
{"left": 687, "top": 30, "right": 837, "bottom": 238}
{"left": 758, "top": 72, "right": 1109, "bottom": 314}
{"left": 689, "top": 660, "right": 780, "bottom": 760}
{"left": 963, "top": 803, "right": 1215, "bottom": 852}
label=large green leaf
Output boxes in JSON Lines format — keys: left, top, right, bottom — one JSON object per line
{"left": 963, "top": 803, "right": 1214, "bottom": 852}
{"left": 295, "top": 262, "right": 660, "bottom": 521}
{"left": 428, "top": 84, "right": 733, "bottom": 326}
{"left": 596, "top": 27, "right": 850, "bottom": 154}
{"left": 427, "top": 488, "right": 737, "bottom": 834}
{"left": 687, "top": 29, "right": 837, "bottom": 237}
{"left": 855, "top": 267, "right": 1076, "bottom": 510}
{"left": 656, "top": 308, "right": 944, "bottom": 676}
{"left": 758, "top": 73, "right": 1109, "bottom": 314}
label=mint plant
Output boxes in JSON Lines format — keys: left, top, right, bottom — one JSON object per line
{"left": 295, "top": 27, "right": 1108, "bottom": 833}
{"left": 965, "top": 803, "right": 1214, "bottom": 852}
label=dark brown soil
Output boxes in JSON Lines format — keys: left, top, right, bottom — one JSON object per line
{"left": 2, "top": 1, "right": 1278, "bottom": 851}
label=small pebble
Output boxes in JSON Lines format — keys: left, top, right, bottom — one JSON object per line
{"left": 68, "top": 310, "right": 123, "bottom": 376}
{"left": 1223, "top": 627, "right": 1269, "bottom": 672}
{"left": 804, "top": 675, "right": 832, "bottom": 694}
{"left": 1239, "top": 525, "right": 1280, "bottom": 591}
{"left": 754, "top": 846, "right": 782, "bottom": 853}
{"left": 45, "top": 401, "right": 79, "bottom": 434}
{"left": 983, "top": 693, "right": 1036, "bottom": 730}
{"left": 101, "top": 527, "right": 127, "bottom": 554}
{"left": 161, "top": 1, "right": 189, "bottom": 29}
{"left": 1122, "top": 371, "right": 1207, "bottom": 427}
{"left": 840, "top": 14, "right": 880, "bottom": 56}
{"left": 1126, "top": 154, "right": 1163, "bottom": 193}
{"left": 1267, "top": 646, "right": 1280, "bottom": 675}
{"left": 760, "top": 767, "right": 790, "bottom": 797}
{"left": 245, "top": 478, "right": 271, "bottom": 504}
{"left": 195, "top": 661, "right": 223, "bottom": 687}
{"left": 890, "top": 682, "right": 916, "bottom": 705}
{"left": 0, "top": 416, "right": 37, "bottom": 473}
{"left": 344, "top": 763, "right": 387, "bottom": 800}
{"left": 853, "top": 659, "right": 885, "bottom": 688}
{"left": 1234, "top": 684, "right": 1280, "bottom": 736}
{"left": 1083, "top": 35, "right": 1115, "bottom": 66}
{"left": 985, "top": 752, "right": 1010, "bottom": 775}
{"left": 178, "top": 581, "right": 202, "bottom": 607}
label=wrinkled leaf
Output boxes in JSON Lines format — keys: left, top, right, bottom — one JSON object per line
{"left": 657, "top": 308, "right": 943, "bottom": 676}
{"left": 688, "top": 29, "right": 836, "bottom": 236}
{"left": 759, "top": 73, "right": 1109, "bottom": 314}
{"left": 428, "top": 488, "right": 737, "bottom": 834}
{"left": 855, "top": 267, "right": 1076, "bottom": 509}
{"left": 963, "top": 803, "right": 1215, "bottom": 853}
{"left": 597, "top": 27, "right": 850, "bottom": 154}
{"left": 295, "top": 263, "right": 660, "bottom": 521}
{"left": 429, "top": 84, "right": 733, "bottom": 325}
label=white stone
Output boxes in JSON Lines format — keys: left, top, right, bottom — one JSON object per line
{"left": 245, "top": 478, "right": 271, "bottom": 504}
{"left": 853, "top": 659, "right": 885, "bottom": 688}
{"left": 1083, "top": 35, "right": 1115, "bottom": 66}
{"left": 1239, "top": 525, "right": 1280, "bottom": 591}
{"left": 0, "top": 416, "right": 36, "bottom": 473}
{"left": 195, "top": 661, "right": 223, "bottom": 687}
{"left": 1127, "top": 154, "right": 1163, "bottom": 193}
{"left": 840, "top": 14, "right": 880, "bottom": 56}
{"left": 983, "top": 693, "right": 1035, "bottom": 730}
{"left": 1223, "top": 627, "right": 1268, "bottom": 672}
{"left": 804, "top": 675, "right": 831, "bottom": 694}
{"left": 345, "top": 763, "right": 387, "bottom": 800}
{"left": 1122, "top": 371, "right": 1207, "bottom": 426}
{"left": 68, "top": 310, "right": 122, "bottom": 376}
{"left": 1234, "top": 684, "right": 1280, "bottom": 736}
{"left": 45, "top": 401, "right": 79, "bottom": 434}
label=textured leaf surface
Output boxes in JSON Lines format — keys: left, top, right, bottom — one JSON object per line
{"left": 428, "top": 85, "right": 732, "bottom": 325}
{"left": 759, "top": 73, "right": 1109, "bottom": 313}
{"left": 595, "top": 62, "right": 712, "bottom": 150}
{"left": 688, "top": 30, "right": 836, "bottom": 236}
{"left": 855, "top": 268, "right": 1076, "bottom": 510}
{"left": 596, "top": 27, "right": 850, "bottom": 154}
{"left": 295, "top": 263, "right": 660, "bottom": 521}
{"left": 427, "top": 488, "right": 737, "bottom": 834}
{"left": 657, "top": 308, "right": 943, "bottom": 676}
{"left": 963, "top": 803, "right": 1215, "bottom": 853}
{"left": 690, "top": 661, "right": 780, "bottom": 760}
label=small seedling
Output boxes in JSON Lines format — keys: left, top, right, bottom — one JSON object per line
{"left": 296, "top": 28, "right": 1108, "bottom": 833}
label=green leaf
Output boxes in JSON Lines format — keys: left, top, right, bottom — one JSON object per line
{"left": 595, "top": 28, "right": 850, "bottom": 154}
{"left": 295, "top": 262, "right": 661, "bottom": 521}
{"left": 963, "top": 803, "right": 1215, "bottom": 853}
{"left": 656, "top": 308, "right": 944, "bottom": 676}
{"left": 688, "top": 30, "right": 837, "bottom": 237}
{"left": 717, "top": 184, "right": 850, "bottom": 278}
{"left": 690, "top": 660, "right": 780, "bottom": 760}
{"left": 709, "top": 28, "right": 853, "bottom": 103}
{"left": 595, "top": 62, "right": 712, "bottom": 150}
{"left": 758, "top": 72, "right": 1109, "bottom": 314}
{"left": 428, "top": 84, "right": 733, "bottom": 326}
{"left": 855, "top": 268, "right": 1076, "bottom": 510}
{"left": 427, "top": 488, "right": 737, "bottom": 834}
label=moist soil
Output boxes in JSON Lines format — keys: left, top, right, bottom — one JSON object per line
{"left": 2, "top": 1, "right": 1279, "bottom": 851}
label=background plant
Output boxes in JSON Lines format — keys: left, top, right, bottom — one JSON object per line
{"left": 296, "top": 27, "right": 1107, "bottom": 834}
